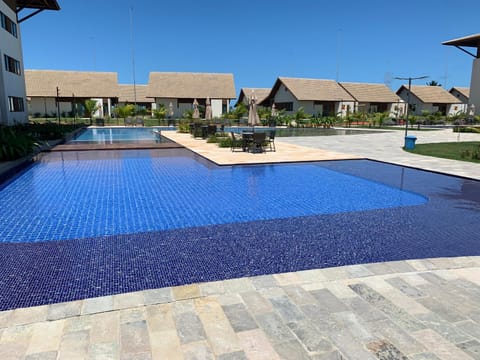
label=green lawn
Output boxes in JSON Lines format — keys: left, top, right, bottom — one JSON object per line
{"left": 406, "top": 141, "right": 480, "bottom": 163}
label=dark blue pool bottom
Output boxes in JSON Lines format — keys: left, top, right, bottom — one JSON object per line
{"left": 0, "top": 159, "right": 479, "bottom": 310}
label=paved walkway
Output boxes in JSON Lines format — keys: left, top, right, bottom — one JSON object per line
{"left": 1, "top": 128, "right": 479, "bottom": 359}
{"left": 277, "top": 128, "right": 480, "bottom": 179}
{"left": 0, "top": 257, "right": 479, "bottom": 360}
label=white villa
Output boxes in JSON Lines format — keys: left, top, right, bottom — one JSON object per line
{"left": 0, "top": 0, "right": 59, "bottom": 125}
{"left": 25, "top": 70, "right": 119, "bottom": 118}
{"left": 339, "top": 82, "right": 404, "bottom": 117}
{"left": 147, "top": 72, "right": 236, "bottom": 118}
{"left": 260, "top": 77, "right": 355, "bottom": 117}
{"left": 449, "top": 87, "right": 470, "bottom": 113}
{"left": 236, "top": 88, "right": 271, "bottom": 108}
{"left": 396, "top": 85, "right": 463, "bottom": 116}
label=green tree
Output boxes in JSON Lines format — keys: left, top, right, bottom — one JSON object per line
{"left": 115, "top": 104, "right": 135, "bottom": 125}
{"left": 153, "top": 104, "right": 167, "bottom": 124}
{"left": 232, "top": 103, "right": 247, "bottom": 120}
{"left": 84, "top": 99, "right": 99, "bottom": 125}
{"left": 426, "top": 80, "right": 441, "bottom": 86}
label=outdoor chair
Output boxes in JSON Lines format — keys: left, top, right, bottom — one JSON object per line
{"left": 192, "top": 123, "right": 203, "bottom": 138}
{"left": 230, "top": 132, "right": 243, "bottom": 152}
{"left": 207, "top": 125, "right": 217, "bottom": 137}
{"left": 266, "top": 130, "right": 276, "bottom": 152}
{"left": 125, "top": 118, "right": 133, "bottom": 126}
{"left": 136, "top": 118, "right": 144, "bottom": 127}
{"left": 249, "top": 132, "right": 266, "bottom": 153}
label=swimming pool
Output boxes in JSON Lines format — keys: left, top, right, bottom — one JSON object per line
{"left": 0, "top": 150, "right": 426, "bottom": 243}
{"left": 71, "top": 126, "right": 175, "bottom": 144}
{"left": 0, "top": 149, "right": 479, "bottom": 310}
{"left": 226, "top": 126, "right": 388, "bottom": 136}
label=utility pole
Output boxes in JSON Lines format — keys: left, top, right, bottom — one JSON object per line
{"left": 72, "top": 93, "right": 76, "bottom": 125}
{"left": 56, "top": 86, "right": 60, "bottom": 125}
{"left": 130, "top": 7, "right": 137, "bottom": 115}
{"left": 394, "top": 76, "right": 429, "bottom": 137}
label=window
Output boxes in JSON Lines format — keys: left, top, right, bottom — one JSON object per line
{"left": 8, "top": 96, "right": 24, "bottom": 112}
{"left": 1, "top": 11, "right": 17, "bottom": 37}
{"left": 4, "top": 54, "right": 21, "bottom": 75}
{"left": 275, "top": 102, "right": 293, "bottom": 111}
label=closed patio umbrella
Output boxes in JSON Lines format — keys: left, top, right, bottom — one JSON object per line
{"left": 192, "top": 98, "right": 200, "bottom": 119}
{"left": 205, "top": 97, "right": 212, "bottom": 121}
{"left": 248, "top": 91, "right": 260, "bottom": 127}
{"left": 271, "top": 103, "right": 277, "bottom": 117}
{"left": 168, "top": 102, "right": 174, "bottom": 118}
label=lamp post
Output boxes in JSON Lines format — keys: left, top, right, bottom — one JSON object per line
{"left": 394, "top": 75, "right": 428, "bottom": 137}
{"left": 56, "top": 86, "right": 60, "bottom": 125}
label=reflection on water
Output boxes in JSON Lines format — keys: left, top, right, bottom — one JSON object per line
{"left": 436, "top": 180, "right": 480, "bottom": 210}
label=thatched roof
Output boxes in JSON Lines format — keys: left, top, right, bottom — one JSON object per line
{"left": 397, "top": 85, "right": 460, "bottom": 104}
{"left": 25, "top": 70, "right": 119, "bottom": 98}
{"left": 339, "top": 82, "right": 401, "bottom": 103}
{"left": 450, "top": 87, "right": 470, "bottom": 99}
{"left": 147, "top": 72, "right": 236, "bottom": 99}
{"left": 236, "top": 88, "right": 271, "bottom": 105}
{"left": 118, "top": 84, "right": 152, "bottom": 103}
{"left": 270, "top": 77, "right": 355, "bottom": 102}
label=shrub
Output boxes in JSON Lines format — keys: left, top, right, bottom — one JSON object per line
{"left": 453, "top": 126, "right": 480, "bottom": 133}
{"left": 461, "top": 145, "right": 480, "bottom": 160}
{"left": 177, "top": 120, "right": 190, "bottom": 133}
{"left": 0, "top": 126, "right": 38, "bottom": 161}
{"left": 218, "top": 137, "right": 233, "bottom": 148}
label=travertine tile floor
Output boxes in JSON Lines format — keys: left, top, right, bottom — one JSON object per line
{"left": 0, "top": 258, "right": 479, "bottom": 359}
{"left": 1, "top": 128, "right": 479, "bottom": 359}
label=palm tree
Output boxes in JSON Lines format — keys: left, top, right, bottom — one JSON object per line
{"left": 426, "top": 80, "right": 441, "bottom": 87}
{"left": 115, "top": 104, "right": 135, "bottom": 125}
{"left": 153, "top": 104, "right": 167, "bottom": 125}
{"left": 84, "top": 99, "right": 99, "bottom": 125}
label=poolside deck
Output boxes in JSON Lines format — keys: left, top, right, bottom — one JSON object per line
{"left": 0, "top": 129, "right": 479, "bottom": 359}
{"left": 162, "top": 131, "right": 361, "bottom": 165}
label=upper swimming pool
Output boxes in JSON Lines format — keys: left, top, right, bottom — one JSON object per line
{"left": 0, "top": 149, "right": 426, "bottom": 243}
{"left": 70, "top": 126, "right": 175, "bottom": 144}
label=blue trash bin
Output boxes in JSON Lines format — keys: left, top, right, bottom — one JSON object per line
{"left": 404, "top": 135, "right": 417, "bottom": 149}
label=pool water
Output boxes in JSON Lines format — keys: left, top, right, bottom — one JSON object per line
{"left": 1, "top": 149, "right": 479, "bottom": 310}
{"left": 71, "top": 127, "right": 175, "bottom": 144}
{"left": 0, "top": 149, "right": 426, "bottom": 243}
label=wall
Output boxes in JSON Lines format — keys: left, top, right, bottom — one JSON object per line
{"left": 29, "top": 97, "right": 114, "bottom": 118}
{"left": 211, "top": 99, "right": 223, "bottom": 118}
{"left": 156, "top": 98, "right": 229, "bottom": 118}
{"left": 449, "top": 89, "right": 468, "bottom": 113}
{"left": 0, "top": 1, "right": 28, "bottom": 125}
{"left": 272, "top": 84, "right": 300, "bottom": 113}
{"left": 29, "top": 97, "right": 72, "bottom": 116}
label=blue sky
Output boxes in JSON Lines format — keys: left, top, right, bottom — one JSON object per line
{"left": 19, "top": 0, "right": 479, "bottom": 97}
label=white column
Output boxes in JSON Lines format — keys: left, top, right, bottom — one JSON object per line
{"left": 469, "top": 58, "right": 480, "bottom": 115}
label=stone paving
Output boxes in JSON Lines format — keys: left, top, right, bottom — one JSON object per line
{"left": 0, "top": 257, "right": 479, "bottom": 359}
{"left": 1, "top": 128, "right": 479, "bottom": 359}
{"left": 277, "top": 128, "right": 480, "bottom": 179}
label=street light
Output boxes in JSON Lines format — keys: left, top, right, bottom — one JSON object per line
{"left": 394, "top": 75, "right": 429, "bottom": 137}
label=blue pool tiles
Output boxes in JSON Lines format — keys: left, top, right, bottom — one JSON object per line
{"left": 0, "top": 149, "right": 426, "bottom": 243}
{"left": 0, "top": 149, "right": 479, "bottom": 310}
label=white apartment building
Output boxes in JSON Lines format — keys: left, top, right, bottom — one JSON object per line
{"left": 0, "top": 0, "right": 59, "bottom": 125}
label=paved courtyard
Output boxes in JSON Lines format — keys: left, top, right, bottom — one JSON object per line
{"left": 0, "top": 128, "right": 479, "bottom": 359}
